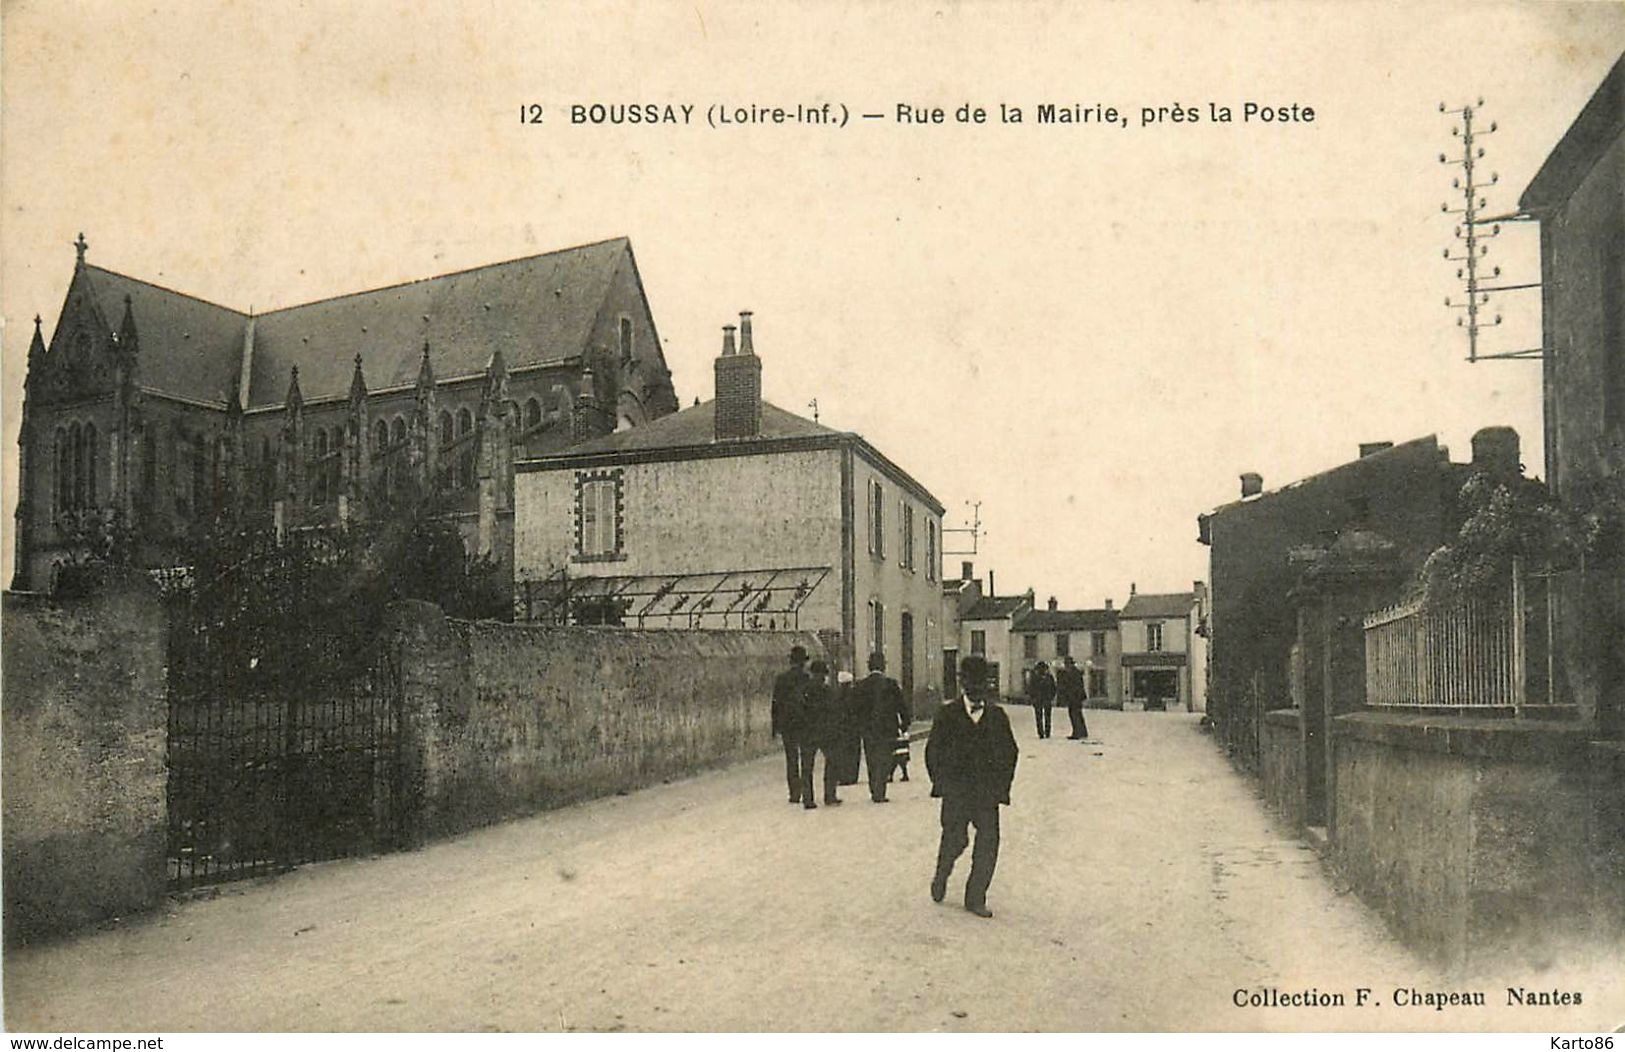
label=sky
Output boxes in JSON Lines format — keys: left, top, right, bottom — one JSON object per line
{"left": 3, "top": 0, "right": 1623, "bottom": 607}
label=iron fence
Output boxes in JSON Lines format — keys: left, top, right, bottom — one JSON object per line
{"left": 1363, "top": 561, "right": 1574, "bottom": 716}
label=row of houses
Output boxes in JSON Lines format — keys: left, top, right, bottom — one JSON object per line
{"left": 939, "top": 566, "right": 1209, "bottom": 712}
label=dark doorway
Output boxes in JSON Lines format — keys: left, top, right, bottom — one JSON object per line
{"left": 1132, "top": 669, "right": 1179, "bottom": 710}
{"left": 900, "top": 612, "right": 915, "bottom": 698}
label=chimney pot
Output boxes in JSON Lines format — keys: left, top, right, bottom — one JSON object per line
{"left": 961, "top": 560, "right": 974, "bottom": 581}
{"left": 1104, "top": 598, "right": 1114, "bottom": 610}
{"left": 1240, "top": 472, "right": 1264, "bottom": 498}
{"left": 1047, "top": 596, "right": 1058, "bottom": 612}
{"left": 714, "top": 320, "right": 762, "bottom": 440}
{"left": 739, "top": 311, "right": 755, "bottom": 355}
{"left": 988, "top": 570, "right": 995, "bottom": 598}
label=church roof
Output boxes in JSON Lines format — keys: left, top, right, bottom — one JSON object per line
{"left": 567, "top": 398, "right": 841, "bottom": 454}
{"left": 67, "top": 238, "right": 635, "bottom": 408}
{"left": 248, "top": 237, "right": 629, "bottom": 406}
{"left": 81, "top": 267, "right": 247, "bottom": 406}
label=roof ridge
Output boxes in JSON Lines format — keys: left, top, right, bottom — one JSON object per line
{"left": 84, "top": 266, "right": 248, "bottom": 317}
{"left": 255, "top": 236, "right": 630, "bottom": 317}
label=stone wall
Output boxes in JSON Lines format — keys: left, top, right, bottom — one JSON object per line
{"left": 1332, "top": 711, "right": 1621, "bottom": 969}
{"left": 387, "top": 601, "right": 821, "bottom": 843}
{"left": 2, "top": 581, "right": 169, "bottom": 944}
{"left": 1260, "top": 709, "right": 1304, "bottom": 831}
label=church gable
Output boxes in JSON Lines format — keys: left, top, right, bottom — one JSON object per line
{"left": 32, "top": 266, "right": 124, "bottom": 406}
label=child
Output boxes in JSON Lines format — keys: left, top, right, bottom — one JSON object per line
{"left": 890, "top": 732, "right": 911, "bottom": 782}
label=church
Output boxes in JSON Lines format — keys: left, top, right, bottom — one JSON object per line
{"left": 11, "top": 234, "right": 681, "bottom": 594}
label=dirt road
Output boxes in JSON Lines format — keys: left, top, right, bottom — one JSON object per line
{"left": 6, "top": 709, "right": 1620, "bottom": 1032}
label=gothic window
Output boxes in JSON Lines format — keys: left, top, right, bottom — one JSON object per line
{"left": 143, "top": 430, "right": 157, "bottom": 506}
{"left": 619, "top": 316, "right": 634, "bottom": 362}
{"left": 261, "top": 437, "right": 275, "bottom": 508}
{"left": 85, "top": 423, "right": 98, "bottom": 507}
{"left": 313, "top": 429, "right": 329, "bottom": 505}
{"left": 214, "top": 435, "right": 228, "bottom": 507}
{"left": 457, "top": 408, "right": 474, "bottom": 489}
{"left": 70, "top": 423, "right": 85, "bottom": 510}
{"left": 53, "top": 427, "right": 68, "bottom": 516}
{"left": 439, "top": 410, "right": 454, "bottom": 449}
{"left": 373, "top": 419, "right": 388, "bottom": 453}
{"left": 525, "top": 398, "right": 541, "bottom": 429}
{"left": 391, "top": 416, "right": 406, "bottom": 445}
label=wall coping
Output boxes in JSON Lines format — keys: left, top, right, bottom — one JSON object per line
{"left": 1334, "top": 710, "right": 1595, "bottom": 763}
{"left": 1264, "top": 707, "right": 1302, "bottom": 729}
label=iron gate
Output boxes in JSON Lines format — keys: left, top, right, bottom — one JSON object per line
{"left": 164, "top": 534, "right": 405, "bottom": 891}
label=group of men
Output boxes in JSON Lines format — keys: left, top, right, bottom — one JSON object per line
{"left": 1024, "top": 655, "right": 1091, "bottom": 741}
{"left": 771, "top": 646, "right": 1020, "bottom": 920}
{"left": 771, "top": 646, "right": 913, "bottom": 809}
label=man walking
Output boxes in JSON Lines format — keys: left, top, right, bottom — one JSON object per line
{"left": 926, "top": 655, "right": 1018, "bottom": 918}
{"left": 1057, "top": 655, "right": 1089, "bottom": 741}
{"left": 798, "top": 659, "right": 844, "bottom": 809}
{"left": 853, "top": 651, "right": 910, "bottom": 803}
{"left": 1028, "top": 661, "right": 1056, "bottom": 739}
{"left": 772, "top": 644, "right": 811, "bottom": 804}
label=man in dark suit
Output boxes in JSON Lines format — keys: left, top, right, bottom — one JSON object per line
{"left": 1028, "top": 661, "right": 1057, "bottom": 739}
{"left": 926, "top": 654, "right": 1019, "bottom": 918}
{"left": 852, "top": 651, "right": 910, "bottom": 803}
{"left": 772, "top": 645, "right": 811, "bottom": 803}
{"left": 1057, "top": 655, "right": 1089, "bottom": 740}
{"left": 798, "top": 659, "right": 844, "bottom": 809}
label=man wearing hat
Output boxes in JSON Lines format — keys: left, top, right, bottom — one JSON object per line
{"left": 772, "top": 644, "right": 812, "bottom": 804}
{"left": 926, "top": 654, "right": 1019, "bottom": 918}
{"left": 852, "top": 651, "right": 910, "bottom": 803}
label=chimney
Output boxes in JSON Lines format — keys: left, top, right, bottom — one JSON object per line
{"left": 1023, "top": 587, "right": 1035, "bottom": 608}
{"left": 1240, "top": 472, "right": 1263, "bottom": 498}
{"left": 1130, "top": 582, "right": 1137, "bottom": 596}
{"left": 1471, "top": 426, "right": 1521, "bottom": 479}
{"left": 714, "top": 314, "right": 762, "bottom": 440}
{"left": 988, "top": 570, "right": 995, "bottom": 597}
{"left": 1104, "top": 598, "right": 1114, "bottom": 611}
{"left": 1047, "top": 596, "right": 1058, "bottom": 612}
{"left": 961, "top": 560, "right": 974, "bottom": 582}
{"left": 1359, "top": 441, "right": 1394, "bottom": 458}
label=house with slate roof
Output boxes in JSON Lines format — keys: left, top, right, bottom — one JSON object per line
{"left": 1012, "top": 600, "right": 1123, "bottom": 707}
{"left": 511, "top": 312, "right": 947, "bottom": 709}
{"left": 12, "top": 235, "right": 680, "bottom": 594}
{"left": 958, "top": 590, "right": 1035, "bottom": 699}
{"left": 1119, "top": 583, "right": 1209, "bottom": 712}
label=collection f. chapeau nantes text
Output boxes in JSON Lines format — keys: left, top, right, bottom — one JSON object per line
{"left": 519, "top": 100, "right": 1316, "bottom": 129}
{"left": 1233, "top": 986, "right": 1587, "bottom": 1011}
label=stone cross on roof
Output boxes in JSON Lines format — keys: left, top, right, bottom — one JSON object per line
{"left": 74, "top": 232, "right": 89, "bottom": 265}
